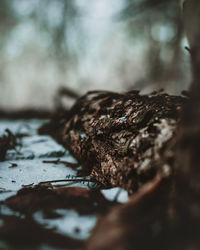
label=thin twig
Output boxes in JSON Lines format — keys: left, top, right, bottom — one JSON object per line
{"left": 39, "top": 178, "right": 98, "bottom": 185}
{"left": 42, "top": 159, "right": 79, "bottom": 168}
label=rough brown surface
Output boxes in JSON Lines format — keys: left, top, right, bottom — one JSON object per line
{"left": 86, "top": 95, "right": 200, "bottom": 250}
{"left": 39, "top": 88, "right": 200, "bottom": 249}
{"left": 39, "top": 90, "right": 186, "bottom": 193}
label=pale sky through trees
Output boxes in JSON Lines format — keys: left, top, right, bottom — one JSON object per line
{"left": 0, "top": 0, "right": 191, "bottom": 109}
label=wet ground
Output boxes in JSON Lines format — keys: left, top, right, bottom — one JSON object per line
{"left": 0, "top": 119, "right": 128, "bottom": 250}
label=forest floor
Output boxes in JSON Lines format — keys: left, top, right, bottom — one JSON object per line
{"left": 0, "top": 119, "right": 128, "bottom": 250}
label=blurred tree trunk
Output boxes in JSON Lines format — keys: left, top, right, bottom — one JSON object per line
{"left": 183, "top": 0, "right": 200, "bottom": 90}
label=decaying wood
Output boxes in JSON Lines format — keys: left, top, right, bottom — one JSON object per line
{"left": 86, "top": 96, "right": 200, "bottom": 250}
{"left": 85, "top": 96, "right": 200, "bottom": 250}
{"left": 39, "top": 87, "right": 200, "bottom": 250}
{"left": 39, "top": 90, "right": 186, "bottom": 193}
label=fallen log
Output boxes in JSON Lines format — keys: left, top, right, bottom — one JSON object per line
{"left": 86, "top": 95, "right": 200, "bottom": 250}
{"left": 39, "top": 90, "right": 186, "bottom": 193}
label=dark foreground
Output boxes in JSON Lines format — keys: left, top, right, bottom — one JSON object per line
{"left": 0, "top": 88, "right": 200, "bottom": 250}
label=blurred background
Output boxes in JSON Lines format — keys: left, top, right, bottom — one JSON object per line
{"left": 0, "top": 0, "right": 191, "bottom": 110}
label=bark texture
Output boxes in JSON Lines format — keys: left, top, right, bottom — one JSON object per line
{"left": 39, "top": 88, "right": 200, "bottom": 250}
{"left": 39, "top": 90, "right": 186, "bottom": 193}
{"left": 86, "top": 95, "right": 200, "bottom": 250}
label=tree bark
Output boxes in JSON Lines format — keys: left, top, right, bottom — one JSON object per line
{"left": 39, "top": 90, "right": 186, "bottom": 193}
